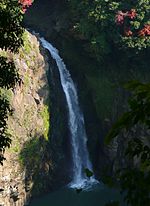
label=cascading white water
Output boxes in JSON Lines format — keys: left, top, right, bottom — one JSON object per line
{"left": 40, "top": 37, "right": 97, "bottom": 189}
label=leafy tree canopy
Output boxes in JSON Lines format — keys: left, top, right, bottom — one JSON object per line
{"left": 0, "top": 0, "right": 24, "bottom": 52}
{"left": 0, "top": 0, "right": 32, "bottom": 164}
{"left": 68, "top": 0, "right": 150, "bottom": 57}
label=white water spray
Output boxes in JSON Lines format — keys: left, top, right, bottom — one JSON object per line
{"left": 40, "top": 37, "right": 98, "bottom": 189}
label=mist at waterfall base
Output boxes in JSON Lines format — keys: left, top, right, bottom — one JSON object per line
{"left": 30, "top": 37, "right": 126, "bottom": 206}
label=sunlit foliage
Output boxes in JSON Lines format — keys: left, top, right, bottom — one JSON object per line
{"left": 68, "top": 0, "right": 150, "bottom": 56}
{"left": 0, "top": 0, "right": 32, "bottom": 164}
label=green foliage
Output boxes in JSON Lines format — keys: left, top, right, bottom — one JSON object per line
{"left": 0, "top": 56, "right": 19, "bottom": 89}
{"left": 19, "top": 137, "right": 41, "bottom": 167}
{"left": 0, "top": 90, "right": 12, "bottom": 164}
{"left": 39, "top": 105, "right": 50, "bottom": 141}
{"left": 68, "top": 0, "right": 150, "bottom": 56}
{"left": 19, "top": 135, "right": 47, "bottom": 193}
{"left": 118, "top": 168, "right": 150, "bottom": 206}
{"left": 0, "top": 0, "right": 25, "bottom": 164}
{"left": 23, "top": 73, "right": 30, "bottom": 89}
{"left": 0, "top": 0, "right": 24, "bottom": 53}
{"left": 0, "top": 88, "right": 13, "bottom": 103}
{"left": 105, "top": 80, "right": 150, "bottom": 205}
{"left": 22, "top": 31, "right": 32, "bottom": 54}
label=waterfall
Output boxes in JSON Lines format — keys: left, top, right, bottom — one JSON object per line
{"left": 40, "top": 37, "right": 97, "bottom": 189}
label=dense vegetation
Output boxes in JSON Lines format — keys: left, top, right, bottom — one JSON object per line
{"left": 68, "top": 0, "right": 150, "bottom": 56}
{"left": 67, "top": 1, "right": 150, "bottom": 205}
{"left": 0, "top": 0, "right": 32, "bottom": 164}
{"left": 0, "top": 0, "right": 150, "bottom": 205}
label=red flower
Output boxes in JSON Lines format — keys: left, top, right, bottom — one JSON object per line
{"left": 144, "top": 24, "right": 150, "bottom": 35}
{"left": 124, "top": 27, "right": 133, "bottom": 37}
{"left": 115, "top": 11, "right": 128, "bottom": 25}
{"left": 19, "top": 0, "right": 32, "bottom": 13}
{"left": 19, "top": 0, "right": 32, "bottom": 6}
{"left": 138, "top": 24, "right": 150, "bottom": 36}
{"left": 127, "top": 9, "right": 137, "bottom": 19}
{"left": 115, "top": 9, "right": 137, "bottom": 26}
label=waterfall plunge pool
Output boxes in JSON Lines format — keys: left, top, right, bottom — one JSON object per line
{"left": 30, "top": 184, "right": 126, "bottom": 206}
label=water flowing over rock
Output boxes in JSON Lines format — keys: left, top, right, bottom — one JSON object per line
{"left": 40, "top": 37, "right": 98, "bottom": 189}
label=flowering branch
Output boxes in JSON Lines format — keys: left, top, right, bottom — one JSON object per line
{"left": 115, "top": 9, "right": 150, "bottom": 38}
{"left": 19, "top": 0, "right": 32, "bottom": 13}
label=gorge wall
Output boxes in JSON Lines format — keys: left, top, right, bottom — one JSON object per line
{"left": 24, "top": 0, "right": 150, "bottom": 179}
{"left": 0, "top": 31, "right": 51, "bottom": 206}
{"left": 0, "top": 29, "right": 75, "bottom": 205}
{"left": 1, "top": 1, "right": 149, "bottom": 205}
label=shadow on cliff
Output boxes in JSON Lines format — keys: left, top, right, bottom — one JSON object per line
{"left": 24, "top": 0, "right": 69, "bottom": 44}
{"left": 19, "top": 47, "right": 73, "bottom": 200}
{"left": 19, "top": 133, "right": 51, "bottom": 195}
{"left": 18, "top": 57, "right": 54, "bottom": 197}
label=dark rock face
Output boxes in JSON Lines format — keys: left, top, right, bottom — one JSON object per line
{"left": 24, "top": 0, "right": 69, "bottom": 42}
{"left": 46, "top": 51, "right": 72, "bottom": 187}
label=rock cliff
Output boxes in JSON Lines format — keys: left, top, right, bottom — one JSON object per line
{"left": 0, "top": 31, "right": 50, "bottom": 206}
